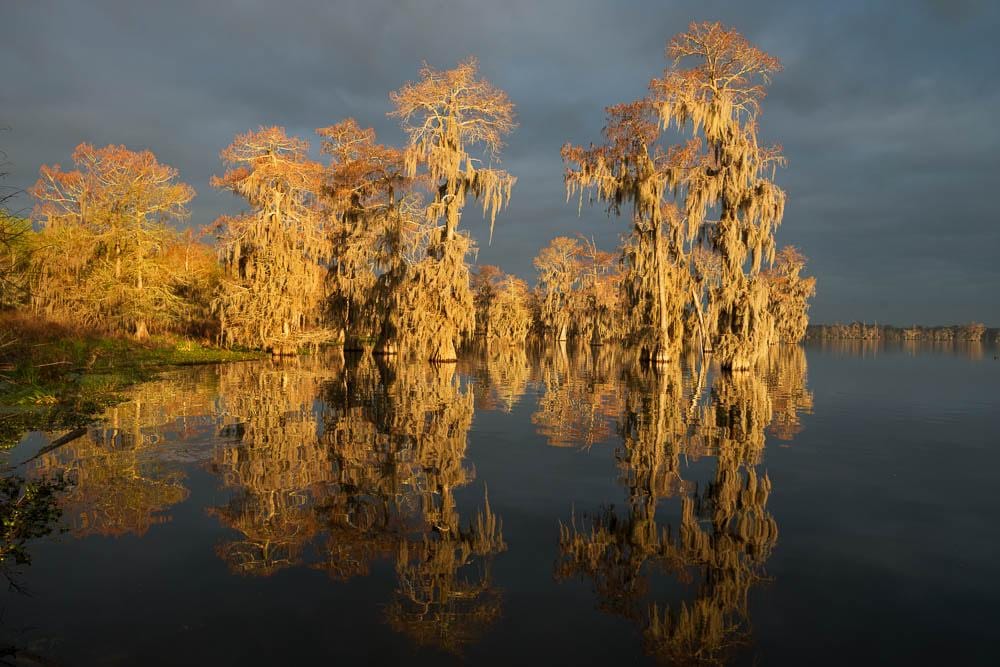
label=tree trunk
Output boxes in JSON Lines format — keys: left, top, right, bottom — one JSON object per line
{"left": 373, "top": 336, "right": 398, "bottom": 356}
{"left": 691, "top": 285, "right": 711, "bottom": 352}
{"left": 430, "top": 334, "right": 458, "bottom": 363}
{"left": 590, "top": 310, "right": 603, "bottom": 347}
{"left": 651, "top": 224, "right": 671, "bottom": 363}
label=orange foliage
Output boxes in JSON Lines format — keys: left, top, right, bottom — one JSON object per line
{"left": 30, "top": 143, "right": 195, "bottom": 338}
{"left": 211, "top": 127, "right": 333, "bottom": 353}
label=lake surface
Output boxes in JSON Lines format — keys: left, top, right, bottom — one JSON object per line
{"left": 2, "top": 341, "right": 998, "bottom": 665}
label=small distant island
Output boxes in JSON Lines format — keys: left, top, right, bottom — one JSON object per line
{"left": 806, "top": 322, "right": 997, "bottom": 342}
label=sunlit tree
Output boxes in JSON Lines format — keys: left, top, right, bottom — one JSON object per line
{"left": 0, "top": 213, "right": 32, "bottom": 310}
{"left": 471, "top": 264, "right": 505, "bottom": 337}
{"left": 317, "top": 119, "right": 408, "bottom": 350}
{"left": 763, "top": 246, "right": 816, "bottom": 343}
{"left": 577, "top": 237, "right": 623, "bottom": 345}
{"left": 30, "top": 143, "right": 195, "bottom": 338}
{"left": 534, "top": 236, "right": 583, "bottom": 342}
{"left": 212, "top": 127, "right": 332, "bottom": 354}
{"left": 564, "top": 23, "right": 794, "bottom": 368}
{"left": 486, "top": 275, "right": 533, "bottom": 344}
{"left": 653, "top": 22, "right": 786, "bottom": 369}
{"left": 563, "top": 100, "right": 699, "bottom": 363}
{"left": 385, "top": 58, "right": 516, "bottom": 361}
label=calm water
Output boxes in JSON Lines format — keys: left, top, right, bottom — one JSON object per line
{"left": 1, "top": 341, "right": 998, "bottom": 665}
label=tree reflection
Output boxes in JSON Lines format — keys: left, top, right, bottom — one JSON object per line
{"left": 558, "top": 349, "right": 810, "bottom": 664}
{"left": 320, "top": 356, "right": 507, "bottom": 653}
{"left": 202, "top": 351, "right": 507, "bottom": 652}
{"left": 764, "top": 345, "right": 814, "bottom": 441}
{"left": 26, "top": 370, "right": 222, "bottom": 537}
{"left": 532, "top": 344, "right": 623, "bottom": 448}
{"left": 208, "top": 357, "right": 340, "bottom": 576}
{"left": 463, "top": 343, "right": 531, "bottom": 413}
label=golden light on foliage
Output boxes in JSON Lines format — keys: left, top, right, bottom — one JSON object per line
{"left": 29, "top": 143, "right": 197, "bottom": 339}
{"left": 4, "top": 40, "right": 822, "bottom": 369}
{"left": 383, "top": 58, "right": 517, "bottom": 362}
{"left": 563, "top": 99, "right": 698, "bottom": 363}
{"left": 532, "top": 237, "right": 626, "bottom": 346}
{"left": 764, "top": 246, "right": 817, "bottom": 344}
{"left": 212, "top": 127, "right": 333, "bottom": 354}
{"left": 563, "top": 22, "right": 803, "bottom": 369}
{"left": 577, "top": 237, "right": 625, "bottom": 345}
{"left": 0, "top": 213, "right": 33, "bottom": 310}
{"left": 473, "top": 266, "right": 533, "bottom": 345}
{"left": 317, "top": 119, "right": 409, "bottom": 350}
{"left": 534, "top": 236, "right": 583, "bottom": 342}
{"left": 654, "top": 22, "right": 786, "bottom": 369}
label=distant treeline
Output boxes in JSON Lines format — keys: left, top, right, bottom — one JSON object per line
{"left": 806, "top": 322, "right": 996, "bottom": 343}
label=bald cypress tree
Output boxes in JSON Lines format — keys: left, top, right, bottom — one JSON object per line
{"left": 653, "top": 22, "right": 786, "bottom": 369}
{"left": 563, "top": 99, "right": 700, "bottom": 364}
{"left": 386, "top": 58, "right": 516, "bottom": 362}
{"left": 564, "top": 22, "right": 796, "bottom": 369}
{"left": 212, "top": 127, "right": 332, "bottom": 354}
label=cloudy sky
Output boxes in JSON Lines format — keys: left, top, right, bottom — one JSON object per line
{"left": 2, "top": 0, "right": 997, "bottom": 324}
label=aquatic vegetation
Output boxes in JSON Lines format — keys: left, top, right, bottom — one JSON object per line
{"left": 0, "top": 474, "right": 64, "bottom": 582}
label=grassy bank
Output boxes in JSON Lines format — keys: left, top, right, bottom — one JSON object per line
{"left": 0, "top": 313, "right": 263, "bottom": 449}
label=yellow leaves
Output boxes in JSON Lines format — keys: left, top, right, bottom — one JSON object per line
{"left": 370, "top": 60, "right": 518, "bottom": 361}
{"left": 28, "top": 144, "right": 197, "bottom": 336}
{"left": 763, "top": 246, "right": 815, "bottom": 343}
{"left": 485, "top": 275, "right": 532, "bottom": 344}
{"left": 212, "top": 128, "right": 334, "bottom": 351}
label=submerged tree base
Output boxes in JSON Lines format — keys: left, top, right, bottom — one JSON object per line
{"left": 640, "top": 345, "right": 674, "bottom": 365}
